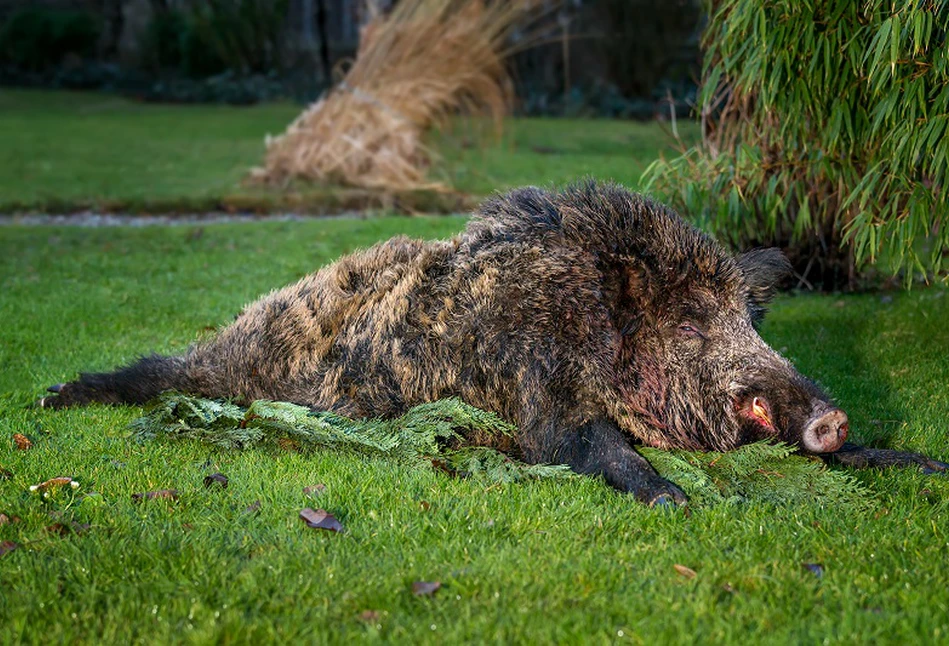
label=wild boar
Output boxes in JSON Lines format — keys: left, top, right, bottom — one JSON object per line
{"left": 40, "top": 181, "right": 947, "bottom": 504}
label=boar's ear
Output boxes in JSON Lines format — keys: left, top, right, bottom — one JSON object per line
{"left": 736, "top": 248, "right": 791, "bottom": 319}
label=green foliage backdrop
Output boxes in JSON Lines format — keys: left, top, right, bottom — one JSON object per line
{"left": 644, "top": 0, "right": 949, "bottom": 287}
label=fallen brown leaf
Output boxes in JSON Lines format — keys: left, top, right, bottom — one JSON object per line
{"left": 673, "top": 564, "right": 697, "bottom": 579}
{"left": 359, "top": 610, "right": 381, "bottom": 622}
{"left": 46, "top": 523, "right": 69, "bottom": 536}
{"left": 419, "top": 500, "right": 431, "bottom": 511}
{"left": 30, "top": 477, "right": 77, "bottom": 493}
{"left": 277, "top": 438, "right": 300, "bottom": 452}
{"left": 0, "top": 467, "right": 12, "bottom": 480}
{"left": 132, "top": 489, "right": 179, "bottom": 502}
{"left": 412, "top": 581, "right": 441, "bottom": 596}
{"left": 299, "top": 508, "right": 343, "bottom": 532}
{"left": 0, "top": 540, "right": 18, "bottom": 557}
{"left": 430, "top": 458, "right": 469, "bottom": 479}
{"left": 12, "top": 434, "right": 32, "bottom": 450}
{"left": 303, "top": 484, "right": 326, "bottom": 497}
{"left": 46, "top": 522, "right": 90, "bottom": 536}
{"left": 203, "top": 473, "right": 229, "bottom": 489}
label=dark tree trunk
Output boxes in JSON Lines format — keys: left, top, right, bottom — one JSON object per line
{"left": 315, "top": 0, "right": 332, "bottom": 83}
{"left": 104, "top": 0, "right": 125, "bottom": 59}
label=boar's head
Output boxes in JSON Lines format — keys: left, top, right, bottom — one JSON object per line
{"left": 478, "top": 183, "right": 848, "bottom": 457}
{"left": 610, "top": 238, "right": 848, "bottom": 456}
{"left": 545, "top": 187, "right": 850, "bottom": 457}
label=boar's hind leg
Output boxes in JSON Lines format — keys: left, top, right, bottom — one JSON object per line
{"left": 557, "top": 419, "right": 688, "bottom": 507}
{"left": 822, "top": 443, "right": 949, "bottom": 475}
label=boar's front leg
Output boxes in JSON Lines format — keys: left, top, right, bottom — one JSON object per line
{"left": 821, "top": 443, "right": 948, "bottom": 474}
{"left": 557, "top": 419, "right": 688, "bottom": 507}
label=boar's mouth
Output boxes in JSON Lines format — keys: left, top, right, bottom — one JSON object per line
{"left": 735, "top": 395, "right": 849, "bottom": 453}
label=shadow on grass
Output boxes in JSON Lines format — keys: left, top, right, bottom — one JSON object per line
{"left": 764, "top": 293, "right": 906, "bottom": 450}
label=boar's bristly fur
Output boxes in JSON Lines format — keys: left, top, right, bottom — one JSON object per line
{"left": 41, "top": 181, "right": 949, "bottom": 505}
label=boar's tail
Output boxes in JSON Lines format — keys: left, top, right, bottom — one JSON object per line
{"left": 40, "top": 354, "right": 197, "bottom": 409}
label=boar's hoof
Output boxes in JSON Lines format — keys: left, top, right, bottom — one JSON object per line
{"left": 37, "top": 394, "right": 65, "bottom": 409}
{"left": 921, "top": 459, "right": 949, "bottom": 475}
{"left": 644, "top": 482, "right": 688, "bottom": 509}
{"left": 802, "top": 408, "right": 848, "bottom": 453}
{"left": 37, "top": 382, "right": 84, "bottom": 409}
{"left": 649, "top": 494, "right": 679, "bottom": 508}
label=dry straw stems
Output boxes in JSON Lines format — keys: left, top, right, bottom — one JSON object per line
{"left": 251, "top": 0, "right": 550, "bottom": 191}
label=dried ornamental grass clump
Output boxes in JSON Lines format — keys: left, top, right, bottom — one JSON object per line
{"left": 251, "top": 0, "right": 548, "bottom": 190}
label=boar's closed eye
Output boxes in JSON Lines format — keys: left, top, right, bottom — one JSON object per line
{"left": 677, "top": 323, "right": 705, "bottom": 339}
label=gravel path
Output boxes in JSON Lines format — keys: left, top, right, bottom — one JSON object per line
{"left": 0, "top": 212, "right": 363, "bottom": 227}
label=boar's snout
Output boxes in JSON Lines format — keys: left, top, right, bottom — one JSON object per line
{"left": 802, "top": 408, "right": 848, "bottom": 453}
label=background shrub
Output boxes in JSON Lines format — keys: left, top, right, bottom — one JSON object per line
{"left": 140, "top": 0, "right": 287, "bottom": 80}
{"left": 644, "top": 0, "right": 949, "bottom": 288}
{"left": 185, "top": 0, "right": 290, "bottom": 77}
{"left": 509, "top": 0, "right": 701, "bottom": 117}
{"left": 0, "top": 1, "right": 702, "bottom": 111}
{"left": 590, "top": 0, "right": 701, "bottom": 100}
{"left": 140, "top": 8, "right": 189, "bottom": 74}
{"left": 0, "top": 7, "right": 101, "bottom": 72}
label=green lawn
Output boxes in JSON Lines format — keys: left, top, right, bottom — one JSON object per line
{"left": 0, "top": 89, "right": 696, "bottom": 213}
{"left": 2, "top": 219, "right": 948, "bottom": 643}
